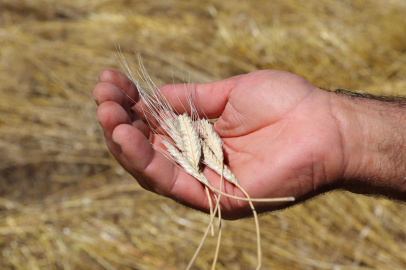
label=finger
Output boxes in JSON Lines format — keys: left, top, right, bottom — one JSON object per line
{"left": 98, "top": 68, "right": 139, "bottom": 105}
{"left": 135, "top": 75, "right": 243, "bottom": 119}
{"left": 97, "top": 68, "right": 154, "bottom": 137}
{"left": 112, "top": 124, "right": 211, "bottom": 211}
{"left": 96, "top": 101, "right": 134, "bottom": 170}
{"left": 94, "top": 79, "right": 150, "bottom": 137}
{"left": 97, "top": 101, "right": 154, "bottom": 191}
{"left": 96, "top": 101, "right": 131, "bottom": 161}
{"left": 93, "top": 81, "right": 132, "bottom": 115}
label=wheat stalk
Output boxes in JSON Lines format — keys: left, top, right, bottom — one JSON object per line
{"left": 211, "top": 166, "right": 223, "bottom": 270}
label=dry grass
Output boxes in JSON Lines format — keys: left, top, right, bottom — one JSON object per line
{"left": 1, "top": 0, "right": 406, "bottom": 269}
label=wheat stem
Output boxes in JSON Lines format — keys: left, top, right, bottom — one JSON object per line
{"left": 185, "top": 194, "right": 220, "bottom": 270}
{"left": 211, "top": 161, "right": 224, "bottom": 270}
{"left": 199, "top": 119, "right": 223, "bottom": 161}
{"left": 207, "top": 186, "right": 295, "bottom": 202}
{"left": 235, "top": 183, "right": 262, "bottom": 270}
{"left": 205, "top": 186, "right": 215, "bottom": 237}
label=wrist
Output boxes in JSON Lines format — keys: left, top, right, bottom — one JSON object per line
{"left": 329, "top": 92, "right": 406, "bottom": 199}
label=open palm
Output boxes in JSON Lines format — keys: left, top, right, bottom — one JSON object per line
{"left": 94, "top": 69, "right": 345, "bottom": 219}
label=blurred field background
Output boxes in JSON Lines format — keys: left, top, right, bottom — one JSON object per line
{"left": 1, "top": 0, "right": 406, "bottom": 269}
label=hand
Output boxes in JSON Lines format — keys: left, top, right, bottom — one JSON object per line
{"left": 93, "top": 68, "right": 347, "bottom": 219}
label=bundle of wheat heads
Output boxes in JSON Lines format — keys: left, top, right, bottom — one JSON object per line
{"left": 117, "top": 52, "right": 295, "bottom": 270}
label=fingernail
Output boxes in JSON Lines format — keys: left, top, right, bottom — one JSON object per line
{"left": 92, "top": 93, "right": 99, "bottom": 105}
{"left": 95, "top": 113, "right": 101, "bottom": 122}
{"left": 112, "top": 135, "right": 120, "bottom": 145}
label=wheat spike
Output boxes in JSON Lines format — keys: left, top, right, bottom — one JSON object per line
{"left": 164, "top": 115, "right": 216, "bottom": 236}
{"left": 199, "top": 118, "right": 238, "bottom": 184}
{"left": 177, "top": 113, "right": 201, "bottom": 170}
{"left": 201, "top": 142, "right": 238, "bottom": 185}
{"left": 199, "top": 119, "right": 223, "bottom": 160}
{"left": 165, "top": 117, "right": 184, "bottom": 151}
{"left": 162, "top": 141, "right": 207, "bottom": 184}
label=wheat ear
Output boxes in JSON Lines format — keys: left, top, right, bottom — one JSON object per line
{"left": 174, "top": 114, "right": 216, "bottom": 235}
{"left": 122, "top": 54, "right": 218, "bottom": 237}
{"left": 177, "top": 113, "right": 201, "bottom": 171}
{"left": 199, "top": 120, "right": 224, "bottom": 164}
{"left": 162, "top": 141, "right": 205, "bottom": 183}
{"left": 202, "top": 142, "right": 237, "bottom": 184}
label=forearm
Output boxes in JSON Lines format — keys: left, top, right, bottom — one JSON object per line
{"left": 330, "top": 91, "right": 406, "bottom": 200}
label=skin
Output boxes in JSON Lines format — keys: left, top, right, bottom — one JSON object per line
{"left": 93, "top": 68, "right": 406, "bottom": 220}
